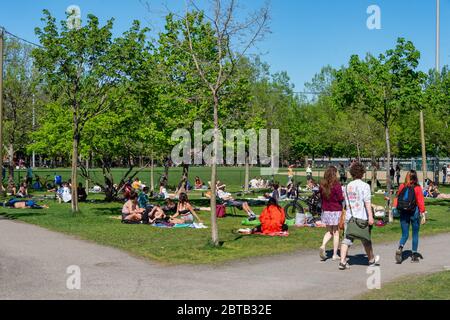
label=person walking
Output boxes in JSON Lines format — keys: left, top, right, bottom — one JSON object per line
{"left": 394, "top": 170, "right": 427, "bottom": 264}
{"left": 442, "top": 165, "right": 447, "bottom": 185}
{"left": 319, "top": 166, "right": 345, "bottom": 261}
{"left": 339, "top": 162, "right": 380, "bottom": 270}
{"left": 306, "top": 164, "right": 313, "bottom": 181}
{"left": 390, "top": 166, "right": 395, "bottom": 186}
{"left": 338, "top": 163, "right": 347, "bottom": 185}
{"left": 395, "top": 164, "right": 401, "bottom": 187}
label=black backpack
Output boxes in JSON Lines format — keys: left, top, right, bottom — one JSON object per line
{"left": 397, "top": 186, "right": 417, "bottom": 213}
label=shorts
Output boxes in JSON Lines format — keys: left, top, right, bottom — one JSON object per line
{"left": 226, "top": 200, "right": 244, "bottom": 210}
{"left": 181, "top": 214, "right": 194, "bottom": 224}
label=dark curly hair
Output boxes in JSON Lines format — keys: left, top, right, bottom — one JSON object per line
{"left": 349, "top": 162, "right": 366, "bottom": 180}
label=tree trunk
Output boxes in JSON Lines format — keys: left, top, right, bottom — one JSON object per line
{"left": 357, "top": 143, "right": 362, "bottom": 162}
{"left": 210, "top": 94, "right": 220, "bottom": 247}
{"left": 244, "top": 153, "right": 249, "bottom": 193}
{"left": 7, "top": 144, "right": 14, "bottom": 193}
{"left": 385, "top": 126, "right": 393, "bottom": 222}
{"left": 71, "top": 128, "right": 80, "bottom": 213}
{"left": 371, "top": 153, "right": 377, "bottom": 193}
{"left": 161, "top": 158, "right": 170, "bottom": 187}
{"left": 150, "top": 154, "right": 154, "bottom": 192}
{"left": 177, "top": 163, "right": 189, "bottom": 196}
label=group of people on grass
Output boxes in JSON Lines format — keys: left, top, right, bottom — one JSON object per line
{"left": 424, "top": 179, "right": 450, "bottom": 199}
{"left": 121, "top": 191, "right": 203, "bottom": 225}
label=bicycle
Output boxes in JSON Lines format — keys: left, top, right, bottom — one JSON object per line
{"left": 283, "top": 182, "right": 322, "bottom": 221}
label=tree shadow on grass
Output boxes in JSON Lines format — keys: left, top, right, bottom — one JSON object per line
{"left": 0, "top": 210, "right": 47, "bottom": 220}
{"left": 91, "top": 207, "right": 122, "bottom": 216}
{"left": 427, "top": 199, "right": 450, "bottom": 207}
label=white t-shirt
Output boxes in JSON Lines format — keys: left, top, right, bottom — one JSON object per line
{"left": 217, "top": 190, "right": 231, "bottom": 200}
{"left": 344, "top": 179, "right": 371, "bottom": 221}
{"left": 61, "top": 187, "right": 72, "bottom": 203}
{"left": 306, "top": 167, "right": 312, "bottom": 174}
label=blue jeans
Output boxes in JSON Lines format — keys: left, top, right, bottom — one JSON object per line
{"left": 399, "top": 208, "right": 421, "bottom": 253}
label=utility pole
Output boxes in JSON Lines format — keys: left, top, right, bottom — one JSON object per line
{"left": 0, "top": 28, "right": 4, "bottom": 191}
{"left": 32, "top": 94, "right": 36, "bottom": 168}
{"left": 421, "top": 0, "right": 440, "bottom": 185}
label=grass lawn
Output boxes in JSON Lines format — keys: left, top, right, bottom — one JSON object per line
{"left": 359, "top": 271, "right": 450, "bottom": 300}
{"left": 1, "top": 184, "right": 449, "bottom": 265}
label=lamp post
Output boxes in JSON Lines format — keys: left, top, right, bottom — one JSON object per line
{"left": 421, "top": 0, "right": 440, "bottom": 185}
{"left": 0, "top": 28, "right": 4, "bottom": 191}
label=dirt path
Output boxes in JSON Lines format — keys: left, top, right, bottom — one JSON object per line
{"left": 1, "top": 217, "right": 449, "bottom": 300}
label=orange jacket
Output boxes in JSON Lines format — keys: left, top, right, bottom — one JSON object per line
{"left": 259, "top": 205, "right": 286, "bottom": 234}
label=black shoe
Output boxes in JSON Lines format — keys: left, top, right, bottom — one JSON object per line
{"left": 339, "top": 262, "right": 350, "bottom": 270}
{"left": 411, "top": 252, "right": 423, "bottom": 263}
{"left": 395, "top": 247, "right": 403, "bottom": 264}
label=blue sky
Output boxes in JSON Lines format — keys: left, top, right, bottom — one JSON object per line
{"left": 1, "top": 0, "right": 448, "bottom": 91}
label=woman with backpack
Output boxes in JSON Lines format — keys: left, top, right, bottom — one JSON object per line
{"left": 319, "top": 166, "right": 345, "bottom": 261}
{"left": 394, "top": 170, "right": 427, "bottom": 264}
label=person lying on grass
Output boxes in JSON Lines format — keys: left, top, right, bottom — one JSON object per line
{"left": 4, "top": 199, "right": 49, "bottom": 209}
{"left": 252, "top": 197, "right": 288, "bottom": 235}
{"left": 169, "top": 193, "right": 203, "bottom": 225}
{"left": 426, "top": 182, "right": 450, "bottom": 199}
{"left": 122, "top": 191, "right": 145, "bottom": 222}
{"left": 206, "top": 189, "right": 258, "bottom": 221}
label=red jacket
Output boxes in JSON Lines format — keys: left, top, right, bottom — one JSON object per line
{"left": 259, "top": 205, "right": 286, "bottom": 234}
{"left": 394, "top": 184, "right": 426, "bottom": 214}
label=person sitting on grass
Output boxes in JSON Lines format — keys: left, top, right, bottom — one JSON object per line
{"left": 427, "top": 182, "right": 450, "bottom": 199}
{"left": 162, "top": 198, "right": 177, "bottom": 215}
{"left": 138, "top": 187, "right": 151, "bottom": 209}
{"left": 147, "top": 205, "right": 169, "bottom": 224}
{"left": 194, "top": 177, "right": 205, "bottom": 190}
{"left": 5, "top": 199, "right": 49, "bottom": 209}
{"left": 77, "top": 183, "right": 88, "bottom": 202}
{"left": 252, "top": 197, "right": 288, "bottom": 235}
{"left": 132, "top": 177, "right": 142, "bottom": 191}
{"left": 57, "top": 182, "right": 72, "bottom": 204}
{"left": 207, "top": 189, "right": 258, "bottom": 221}
{"left": 169, "top": 193, "right": 203, "bottom": 225}
{"left": 158, "top": 183, "right": 177, "bottom": 200}
{"left": 122, "top": 191, "right": 145, "bottom": 223}
{"left": 16, "top": 183, "right": 29, "bottom": 198}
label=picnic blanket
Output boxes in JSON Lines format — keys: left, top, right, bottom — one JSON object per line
{"left": 153, "top": 223, "right": 208, "bottom": 229}
{"left": 236, "top": 228, "right": 289, "bottom": 237}
{"left": 241, "top": 218, "right": 295, "bottom": 227}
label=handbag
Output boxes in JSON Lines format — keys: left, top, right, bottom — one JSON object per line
{"left": 344, "top": 186, "right": 372, "bottom": 242}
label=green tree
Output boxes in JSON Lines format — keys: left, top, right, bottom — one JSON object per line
{"left": 33, "top": 11, "right": 147, "bottom": 211}
{"left": 3, "top": 37, "right": 37, "bottom": 190}
{"left": 332, "top": 38, "right": 426, "bottom": 220}
{"left": 163, "top": 1, "right": 269, "bottom": 246}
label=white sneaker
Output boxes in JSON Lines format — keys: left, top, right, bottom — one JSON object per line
{"left": 369, "top": 255, "right": 381, "bottom": 267}
{"left": 332, "top": 255, "right": 340, "bottom": 261}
